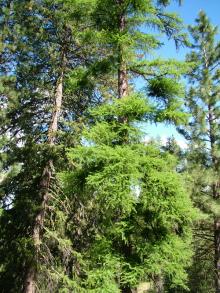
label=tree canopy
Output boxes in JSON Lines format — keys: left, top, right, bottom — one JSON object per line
{"left": 0, "top": 2, "right": 219, "bottom": 293}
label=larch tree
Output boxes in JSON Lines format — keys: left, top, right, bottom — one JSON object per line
{"left": 61, "top": 1, "right": 196, "bottom": 292}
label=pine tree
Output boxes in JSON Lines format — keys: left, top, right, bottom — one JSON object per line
{"left": 179, "top": 11, "right": 220, "bottom": 293}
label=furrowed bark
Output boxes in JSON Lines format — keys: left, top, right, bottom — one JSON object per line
{"left": 23, "top": 68, "right": 64, "bottom": 293}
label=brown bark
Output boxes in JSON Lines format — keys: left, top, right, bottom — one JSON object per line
{"left": 24, "top": 268, "right": 35, "bottom": 293}
{"left": 117, "top": 0, "right": 128, "bottom": 99}
{"left": 118, "top": 59, "right": 128, "bottom": 99}
{"left": 48, "top": 72, "right": 63, "bottom": 145}
{"left": 207, "top": 101, "right": 220, "bottom": 293}
{"left": 117, "top": 2, "right": 131, "bottom": 292}
{"left": 214, "top": 219, "right": 220, "bottom": 293}
{"left": 212, "top": 189, "right": 220, "bottom": 293}
{"left": 23, "top": 71, "right": 63, "bottom": 293}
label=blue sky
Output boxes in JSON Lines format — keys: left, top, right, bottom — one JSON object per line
{"left": 144, "top": 0, "right": 220, "bottom": 147}
{"left": 163, "top": 0, "right": 220, "bottom": 59}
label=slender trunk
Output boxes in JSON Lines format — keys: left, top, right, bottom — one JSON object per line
{"left": 214, "top": 218, "right": 220, "bottom": 293}
{"left": 117, "top": 3, "right": 131, "bottom": 292}
{"left": 118, "top": 56, "right": 128, "bottom": 99}
{"left": 208, "top": 103, "right": 220, "bottom": 293}
{"left": 117, "top": 0, "right": 127, "bottom": 99}
{"left": 212, "top": 179, "right": 220, "bottom": 293}
{"left": 23, "top": 71, "right": 64, "bottom": 293}
{"left": 48, "top": 72, "right": 63, "bottom": 145}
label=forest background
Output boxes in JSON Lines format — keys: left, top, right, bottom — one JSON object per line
{"left": 0, "top": 0, "right": 220, "bottom": 293}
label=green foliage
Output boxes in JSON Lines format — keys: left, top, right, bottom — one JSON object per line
{"left": 0, "top": 0, "right": 100, "bottom": 291}
{"left": 148, "top": 77, "right": 183, "bottom": 99}
{"left": 0, "top": 1, "right": 197, "bottom": 292}
{"left": 92, "top": 0, "right": 189, "bottom": 96}
{"left": 61, "top": 95, "right": 196, "bottom": 291}
{"left": 179, "top": 11, "right": 220, "bottom": 293}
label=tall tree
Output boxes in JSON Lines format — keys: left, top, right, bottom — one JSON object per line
{"left": 0, "top": 0, "right": 99, "bottom": 292}
{"left": 179, "top": 11, "right": 220, "bottom": 293}
{"left": 93, "top": 3, "right": 191, "bottom": 290}
{"left": 61, "top": 1, "right": 196, "bottom": 292}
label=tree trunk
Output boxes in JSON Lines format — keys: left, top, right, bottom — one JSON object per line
{"left": 24, "top": 268, "right": 35, "bottom": 293}
{"left": 154, "top": 275, "right": 164, "bottom": 293}
{"left": 121, "top": 286, "right": 133, "bottom": 293}
{"left": 118, "top": 58, "right": 128, "bottom": 99}
{"left": 117, "top": 2, "right": 131, "bottom": 292}
{"left": 208, "top": 104, "right": 220, "bottom": 293}
{"left": 117, "top": 0, "right": 128, "bottom": 99}
{"left": 23, "top": 71, "right": 63, "bottom": 293}
{"left": 214, "top": 218, "right": 220, "bottom": 293}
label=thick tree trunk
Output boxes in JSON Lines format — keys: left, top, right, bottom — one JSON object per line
{"left": 23, "top": 72, "right": 63, "bottom": 293}
{"left": 24, "top": 160, "right": 54, "bottom": 293}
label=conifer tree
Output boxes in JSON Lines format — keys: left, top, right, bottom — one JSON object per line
{"left": 0, "top": 1, "right": 99, "bottom": 292}
{"left": 179, "top": 11, "right": 220, "bottom": 293}
{"left": 94, "top": 2, "right": 191, "bottom": 290}
{"left": 0, "top": 1, "right": 197, "bottom": 292}
{"left": 62, "top": 87, "right": 195, "bottom": 293}
{"left": 61, "top": 1, "right": 196, "bottom": 292}
{"left": 0, "top": 0, "right": 18, "bottom": 194}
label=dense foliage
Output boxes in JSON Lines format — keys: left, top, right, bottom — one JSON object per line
{"left": 0, "top": 1, "right": 219, "bottom": 293}
{"left": 61, "top": 94, "right": 195, "bottom": 292}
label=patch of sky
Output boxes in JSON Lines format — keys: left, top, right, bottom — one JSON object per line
{"left": 133, "top": 0, "right": 220, "bottom": 148}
